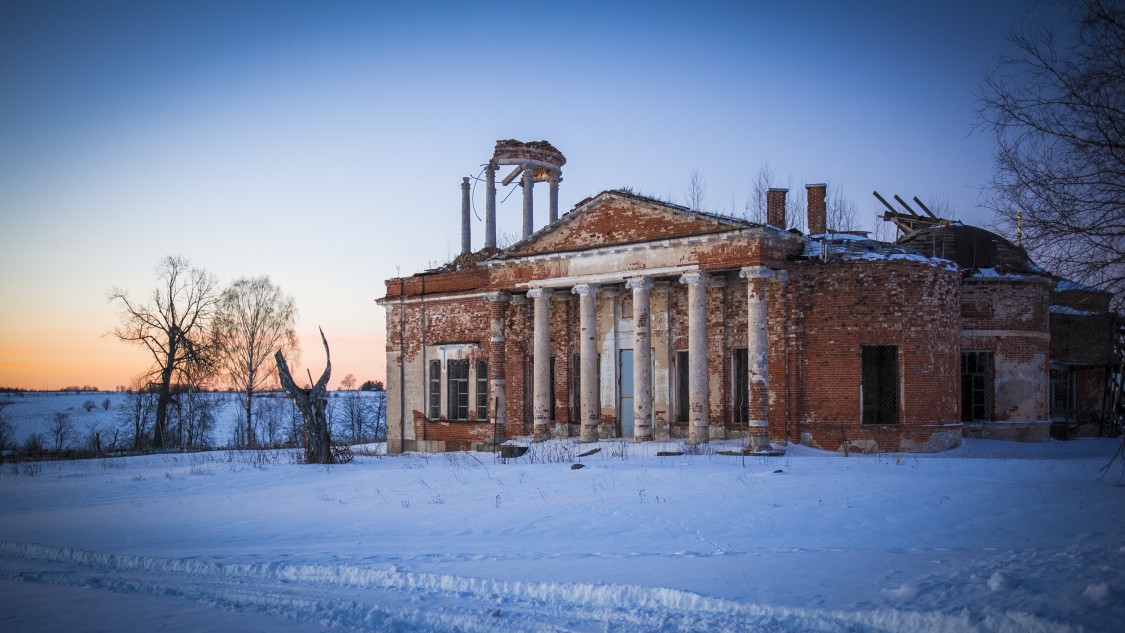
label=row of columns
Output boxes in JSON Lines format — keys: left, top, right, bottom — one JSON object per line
{"left": 511, "top": 267, "right": 780, "bottom": 445}
{"left": 478, "top": 162, "right": 562, "bottom": 249}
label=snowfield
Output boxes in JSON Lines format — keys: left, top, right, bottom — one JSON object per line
{"left": 0, "top": 396, "right": 1122, "bottom": 631}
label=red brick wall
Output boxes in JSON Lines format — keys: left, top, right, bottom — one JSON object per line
{"left": 771, "top": 259, "right": 962, "bottom": 451}
{"left": 961, "top": 280, "right": 1050, "bottom": 421}
{"left": 510, "top": 195, "right": 743, "bottom": 256}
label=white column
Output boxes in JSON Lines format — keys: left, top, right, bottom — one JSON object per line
{"left": 549, "top": 170, "right": 560, "bottom": 224}
{"left": 528, "top": 288, "right": 553, "bottom": 441}
{"left": 740, "top": 266, "right": 773, "bottom": 451}
{"left": 461, "top": 176, "right": 471, "bottom": 255}
{"left": 572, "top": 283, "right": 599, "bottom": 442}
{"left": 680, "top": 271, "right": 710, "bottom": 445}
{"left": 522, "top": 165, "right": 534, "bottom": 239}
{"left": 484, "top": 162, "right": 497, "bottom": 249}
{"left": 627, "top": 276, "right": 653, "bottom": 442}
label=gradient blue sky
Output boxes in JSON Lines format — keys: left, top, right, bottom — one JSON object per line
{"left": 0, "top": 0, "right": 1060, "bottom": 390}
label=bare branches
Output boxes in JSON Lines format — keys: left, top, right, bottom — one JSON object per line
{"left": 213, "top": 276, "right": 299, "bottom": 447}
{"left": 978, "top": 0, "right": 1125, "bottom": 310}
{"left": 107, "top": 256, "right": 219, "bottom": 448}
{"left": 685, "top": 168, "right": 706, "bottom": 212}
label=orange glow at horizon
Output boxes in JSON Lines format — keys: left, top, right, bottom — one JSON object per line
{"left": 0, "top": 325, "right": 387, "bottom": 392}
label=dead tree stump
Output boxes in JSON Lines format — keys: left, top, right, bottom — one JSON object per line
{"left": 276, "top": 328, "right": 334, "bottom": 464}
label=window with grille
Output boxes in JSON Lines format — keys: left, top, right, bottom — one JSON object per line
{"left": 476, "top": 359, "right": 488, "bottom": 420}
{"left": 428, "top": 360, "right": 441, "bottom": 419}
{"left": 447, "top": 359, "right": 469, "bottom": 421}
{"left": 676, "top": 350, "right": 689, "bottom": 423}
{"left": 1050, "top": 366, "right": 1076, "bottom": 421}
{"left": 732, "top": 348, "right": 749, "bottom": 428}
{"left": 861, "top": 345, "right": 899, "bottom": 425}
{"left": 961, "top": 351, "right": 993, "bottom": 422}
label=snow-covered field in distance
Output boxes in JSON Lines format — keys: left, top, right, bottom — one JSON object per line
{"left": 0, "top": 423, "right": 1122, "bottom": 632}
{"left": 0, "top": 390, "right": 383, "bottom": 451}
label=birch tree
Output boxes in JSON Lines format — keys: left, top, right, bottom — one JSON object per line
{"left": 213, "top": 276, "right": 298, "bottom": 447}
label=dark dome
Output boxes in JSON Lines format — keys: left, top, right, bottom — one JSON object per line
{"left": 897, "top": 223, "right": 1044, "bottom": 276}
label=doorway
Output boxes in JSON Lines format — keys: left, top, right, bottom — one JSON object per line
{"left": 619, "top": 349, "right": 634, "bottom": 438}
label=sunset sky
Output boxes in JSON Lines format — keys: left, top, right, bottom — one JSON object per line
{"left": 0, "top": 0, "right": 1062, "bottom": 391}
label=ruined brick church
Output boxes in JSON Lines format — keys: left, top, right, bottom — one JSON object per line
{"left": 378, "top": 140, "right": 1117, "bottom": 454}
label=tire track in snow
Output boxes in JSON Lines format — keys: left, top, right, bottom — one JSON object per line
{"left": 0, "top": 541, "right": 1079, "bottom": 633}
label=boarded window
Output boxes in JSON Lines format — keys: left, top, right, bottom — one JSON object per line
{"left": 961, "top": 351, "right": 993, "bottom": 422}
{"left": 732, "top": 348, "right": 749, "bottom": 428}
{"left": 676, "top": 350, "right": 689, "bottom": 423}
{"left": 861, "top": 346, "right": 899, "bottom": 425}
{"left": 428, "top": 360, "right": 441, "bottom": 419}
{"left": 1050, "top": 366, "right": 1075, "bottom": 421}
{"left": 475, "top": 359, "right": 488, "bottom": 420}
{"left": 447, "top": 359, "right": 469, "bottom": 421}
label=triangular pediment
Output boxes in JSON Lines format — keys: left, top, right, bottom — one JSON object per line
{"left": 502, "top": 190, "right": 753, "bottom": 258}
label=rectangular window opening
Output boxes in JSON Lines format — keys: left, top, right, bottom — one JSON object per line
{"left": 1050, "top": 366, "right": 1076, "bottom": 421}
{"left": 675, "top": 350, "right": 689, "bottom": 423}
{"left": 732, "top": 348, "right": 749, "bottom": 428}
{"left": 862, "top": 345, "right": 899, "bottom": 425}
{"left": 447, "top": 359, "right": 469, "bottom": 421}
{"left": 961, "top": 351, "right": 993, "bottom": 422}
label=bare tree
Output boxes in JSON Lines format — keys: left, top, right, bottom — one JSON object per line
{"left": 212, "top": 276, "right": 298, "bottom": 448}
{"left": 119, "top": 375, "right": 157, "bottom": 450}
{"left": 276, "top": 328, "right": 335, "bottom": 464}
{"left": 685, "top": 168, "right": 707, "bottom": 212}
{"left": 744, "top": 164, "right": 809, "bottom": 232}
{"left": 745, "top": 163, "right": 773, "bottom": 224}
{"left": 871, "top": 211, "right": 893, "bottom": 243}
{"left": 108, "top": 256, "right": 219, "bottom": 448}
{"left": 0, "top": 403, "right": 12, "bottom": 458}
{"left": 977, "top": 0, "right": 1124, "bottom": 310}
{"left": 826, "top": 182, "right": 860, "bottom": 233}
{"left": 50, "top": 412, "right": 73, "bottom": 454}
{"left": 337, "top": 373, "right": 375, "bottom": 443}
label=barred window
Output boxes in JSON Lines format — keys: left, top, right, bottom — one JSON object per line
{"left": 447, "top": 359, "right": 469, "bottom": 421}
{"left": 676, "top": 350, "right": 689, "bottom": 423}
{"left": 961, "top": 351, "right": 993, "bottom": 422}
{"left": 1050, "top": 366, "right": 1076, "bottom": 421}
{"left": 861, "top": 346, "right": 899, "bottom": 425}
{"left": 732, "top": 348, "right": 749, "bottom": 427}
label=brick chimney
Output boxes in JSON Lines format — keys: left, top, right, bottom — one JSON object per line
{"left": 766, "top": 188, "right": 788, "bottom": 228}
{"left": 806, "top": 183, "right": 827, "bottom": 235}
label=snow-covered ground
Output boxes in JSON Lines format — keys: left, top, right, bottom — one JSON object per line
{"left": 1, "top": 425, "right": 1122, "bottom": 632}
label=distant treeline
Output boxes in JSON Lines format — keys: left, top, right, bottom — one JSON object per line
{"left": 1, "top": 380, "right": 385, "bottom": 396}
{"left": 0, "top": 386, "right": 108, "bottom": 394}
